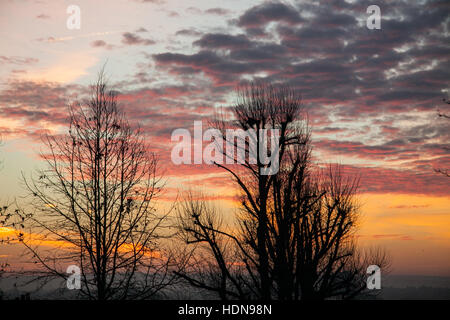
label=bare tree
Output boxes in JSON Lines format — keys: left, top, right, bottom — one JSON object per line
{"left": 0, "top": 136, "right": 27, "bottom": 243}
{"left": 176, "top": 193, "right": 252, "bottom": 300}
{"left": 176, "top": 82, "right": 389, "bottom": 300}
{"left": 281, "top": 164, "right": 389, "bottom": 300}
{"left": 212, "top": 82, "right": 305, "bottom": 299}
{"left": 1, "top": 134, "right": 27, "bottom": 250}
{"left": 0, "top": 136, "right": 30, "bottom": 300}
{"left": 20, "top": 71, "right": 175, "bottom": 300}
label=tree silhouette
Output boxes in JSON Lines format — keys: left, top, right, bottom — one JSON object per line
{"left": 19, "top": 70, "right": 175, "bottom": 300}
{"left": 0, "top": 136, "right": 30, "bottom": 300}
{"left": 1, "top": 135, "right": 28, "bottom": 249}
{"left": 176, "top": 82, "right": 389, "bottom": 300}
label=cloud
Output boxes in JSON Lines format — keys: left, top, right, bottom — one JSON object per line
{"left": 361, "top": 234, "right": 414, "bottom": 241}
{"left": 36, "top": 31, "right": 122, "bottom": 43}
{"left": 133, "top": 0, "right": 165, "bottom": 3}
{"left": 0, "top": 56, "right": 38, "bottom": 65}
{"left": 136, "top": 27, "right": 148, "bottom": 33}
{"left": 193, "top": 33, "right": 251, "bottom": 49}
{"left": 336, "top": 164, "right": 450, "bottom": 196}
{"left": 150, "top": 0, "right": 449, "bottom": 197}
{"left": 0, "top": 80, "right": 85, "bottom": 141}
{"left": 20, "top": 52, "right": 98, "bottom": 83}
{"left": 121, "top": 32, "right": 156, "bottom": 45}
{"left": 168, "top": 11, "right": 179, "bottom": 17}
{"left": 90, "top": 40, "right": 115, "bottom": 50}
{"left": 153, "top": 0, "right": 449, "bottom": 115}
{"left": 90, "top": 40, "right": 107, "bottom": 47}
{"left": 186, "top": 7, "right": 202, "bottom": 15}
{"left": 237, "top": 2, "right": 303, "bottom": 28}
{"left": 388, "top": 204, "right": 431, "bottom": 209}
{"left": 36, "top": 14, "right": 50, "bottom": 19}
{"left": 205, "top": 8, "right": 230, "bottom": 15}
{"left": 2, "top": 0, "right": 449, "bottom": 199}
{"left": 175, "top": 29, "right": 203, "bottom": 37}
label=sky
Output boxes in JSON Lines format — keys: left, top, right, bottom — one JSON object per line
{"left": 0, "top": 0, "right": 449, "bottom": 277}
